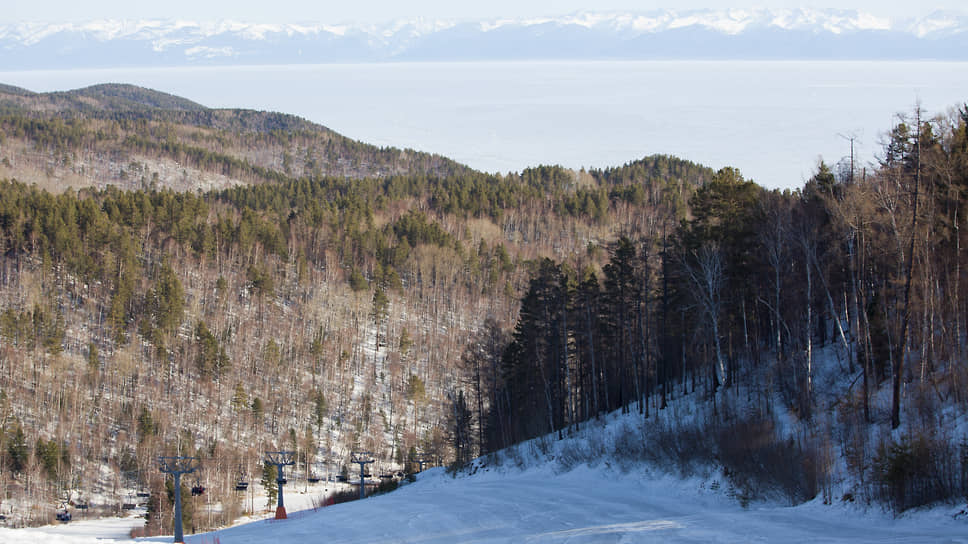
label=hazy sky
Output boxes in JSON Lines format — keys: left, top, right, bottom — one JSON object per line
{"left": 3, "top": 0, "right": 962, "bottom": 24}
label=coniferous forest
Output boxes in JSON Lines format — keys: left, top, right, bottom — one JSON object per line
{"left": 0, "top": 83, "right": 966, "bottom": 530}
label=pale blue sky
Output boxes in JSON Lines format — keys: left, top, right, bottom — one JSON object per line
{"left": 3, "top": 0, "right": 961, "bottom": 24}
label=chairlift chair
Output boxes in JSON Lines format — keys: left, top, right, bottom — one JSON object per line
{"left": 56, "top": 502, "right": 71, "bottom": 522}
{"left": 192, "top": 476, "right": 205, "bottom": 497}
{"left": 235, "top": 464, "right": 250, "bottom": 491}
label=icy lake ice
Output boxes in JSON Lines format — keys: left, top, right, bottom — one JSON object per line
{"left": 2, "top": 60, "right": 968, "bottom": 190}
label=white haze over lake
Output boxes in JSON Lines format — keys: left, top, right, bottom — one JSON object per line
{"left": 2, "top": 61, "right": 967, "bottom": 190}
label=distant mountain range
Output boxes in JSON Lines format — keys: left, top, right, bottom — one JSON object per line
{"left": 2, "top": 8, "right": 967, "bottom": 69}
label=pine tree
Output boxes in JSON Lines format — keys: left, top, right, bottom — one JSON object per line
{"left": 262, "top": 463, "right": 277, "bottom": 507}
{"left": 450, "top": 390, "right": 473, "bottom": 468}
{"left": 6, "top": 420, "right": 28, "bottom": 474}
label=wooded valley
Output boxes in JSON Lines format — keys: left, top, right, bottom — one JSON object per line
{"left": 0, "top": 83, "right": 965, "bottom": 531}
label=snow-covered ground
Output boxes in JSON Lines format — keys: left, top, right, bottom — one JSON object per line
{"left": 158, "top": 462, "right": 965, "bottom": 544}
{"left": 5, "top": 436, "right": 967, "bottom": 543}
{"left": 0, "top": 512, "right": 147, "bottom": 543}
{"left": 5, "top": 336, "right": 967, "bottom": 544}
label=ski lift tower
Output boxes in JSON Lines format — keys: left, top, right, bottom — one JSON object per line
{"left": 351, "top": 451, "right": 374, "bottom": 500}
{"left": 158, "top": 456, "right": 200, "bottom": 544}
{"left": 264, "top": 451, "right": 295, "bottom": 519}
{"left": 414, "top": 452, "right": 431, "bottom": 473}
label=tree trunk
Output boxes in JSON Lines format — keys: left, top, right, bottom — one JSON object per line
{"left": 585, "top": 306, "right": 599, "bottom": 418}
{"left": 892, "top": 108, "right": 922, "bottom": 430}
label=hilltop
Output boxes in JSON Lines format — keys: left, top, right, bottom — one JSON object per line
{"left": 0, "top": 83, "right": 468, "bottom": 193}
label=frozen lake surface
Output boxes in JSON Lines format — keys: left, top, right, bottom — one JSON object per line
{"left": 2, "top": 60, "right": 967, "bottom": 189}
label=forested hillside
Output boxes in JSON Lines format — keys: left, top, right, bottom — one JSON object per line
{"left": 2, "top": 83, "right": 965, "bottom": 535}
{"left": 464, "top": 103, "right": 968, "bottom": 514}
{"left": 0, "top": 84, "right": 714, "bottom": 532}
{"left": 0, "top": 83, "right": 467, "bottom": 194}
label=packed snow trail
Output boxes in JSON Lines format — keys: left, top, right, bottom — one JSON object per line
{"left": 5, "top": 464, "right": 968, "bottom": 543}
{"left": 162, "top": 466, "right": 966, "bottom": 544}
{"left": 0, "top": 514, "right": 145, "bottom": 543}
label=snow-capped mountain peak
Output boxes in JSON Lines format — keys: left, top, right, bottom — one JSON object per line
{"left": 0, "top": 8, "right": 965, "bottom": 69}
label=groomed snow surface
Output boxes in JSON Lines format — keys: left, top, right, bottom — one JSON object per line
{"left": 5, "top": 417, "right": 968, "bottom": 543}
